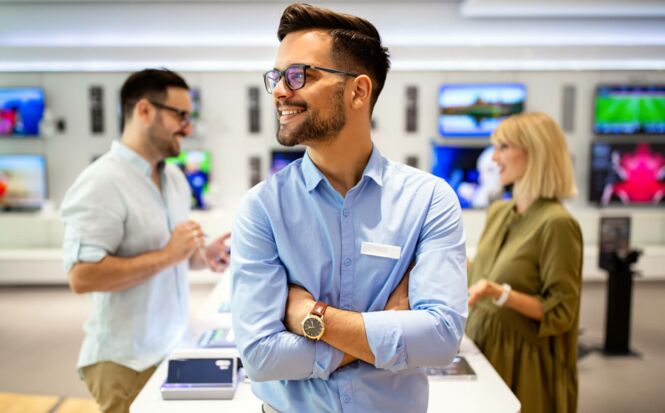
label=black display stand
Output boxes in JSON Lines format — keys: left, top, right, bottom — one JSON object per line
{"left": 602, "top": 250, "right": 641, "bottom": 356}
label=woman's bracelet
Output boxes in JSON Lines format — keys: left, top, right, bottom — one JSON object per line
{"left": 493, "top": 283, "right": 512, "bottom": 306}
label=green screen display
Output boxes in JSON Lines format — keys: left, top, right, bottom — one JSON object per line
{"left": 594, "top": 86, "right": 665, "bottom": 135}
{"left": 166, "top": 150, "right": 211, "bottom": 209}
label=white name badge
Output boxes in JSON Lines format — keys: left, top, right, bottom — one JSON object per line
{"left": 361, "top": 242, "right": 402, "bottom": 260}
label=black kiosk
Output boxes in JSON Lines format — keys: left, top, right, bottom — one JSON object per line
{"left": 598, "top": 216, "right": 641, "bottom": 356}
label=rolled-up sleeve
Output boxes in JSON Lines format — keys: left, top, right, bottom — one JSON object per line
{"left": 362, "top": 181, "right": 468, "bottom": 371}
{"left": 230, "top": 189, "right": 344, "bottom": 382}
{"left": 537, "top": 216, "right": 583, "bottom": 337}
{"left": 60, "top": 173, "right": 125, "bottom": 272}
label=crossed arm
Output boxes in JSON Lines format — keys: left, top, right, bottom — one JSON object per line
{"left": 284, "top": 265, "right": 412, "bottom": 366}
{"left": 230, "top": 184, "right": 468, "bottom": 382}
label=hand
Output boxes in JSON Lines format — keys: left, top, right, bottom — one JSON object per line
{"left": 284, "top": 284, "right": 316, "bottom": 336}
{"left": 205, "top": 232, "right": 231, "bottom": 272}
{"left": 468, "top": 279, "right": 502, "bottom": 307}
{"left": 384, "top": 261, "right": 414, "bottom": 311}
{"left": 163, "top": 220, "right": 204, "bottom": 263}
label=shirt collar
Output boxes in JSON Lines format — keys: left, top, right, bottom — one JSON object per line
{"left": 111, "top": 140, "right": 153, "bottom": 178}
{"left": 301, "top": 144, "right": 384, "bottom": 192}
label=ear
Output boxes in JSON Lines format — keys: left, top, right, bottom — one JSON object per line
{"left": 133, "top": 98, "right": 154, "bottom": 124}
{"left": 349, "top": 75, "right": 372, "bottom": 110}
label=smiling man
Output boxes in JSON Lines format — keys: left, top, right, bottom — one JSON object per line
{"left": 231, "top": 4, "right": 468, "bottom": 413}
{"left": 60, "top": 69, "right": 230, "bottom": 413}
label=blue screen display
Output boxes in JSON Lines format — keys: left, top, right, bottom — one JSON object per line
{"left": 438, "top": 84, "right": 526, "bottom": 137}
{"left": 0, "top": 154, "right": 47, "bottom": 211}
{"left": 271, "top": 149, "right": 305, "bottom": 175}
{"left": 0, "top": 88, "right": 45, "bottom": 137}
{"left": 431, "top": 144, "right": 510, "bottom": 209}
{"left": 166, "top": 358, "right": 234, "bottom": 385}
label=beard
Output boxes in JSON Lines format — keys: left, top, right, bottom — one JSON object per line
{"left": 276, "top": 85, "right": 346, "bottom": 147}
{"left": 148, "top": 117, "right": 182, "bottom": 159}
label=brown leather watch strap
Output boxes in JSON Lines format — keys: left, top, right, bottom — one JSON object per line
{"left": 311, "top": 301, "right": 328, "bottom": 318}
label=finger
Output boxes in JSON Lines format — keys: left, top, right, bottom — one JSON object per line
{"left": 468, "top": 293, "right": 478, "bottom": 306}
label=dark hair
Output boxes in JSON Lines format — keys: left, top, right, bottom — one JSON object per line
{"left": 120, "top": 68, "right": 189, "bottom": 126}
{"left": 277, "top": 3, "right": 390, "bottom": 113}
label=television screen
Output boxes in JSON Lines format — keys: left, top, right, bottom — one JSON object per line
{"left": 594, "top": 85, "right": 665, "bottom": 135}
{"left": 589, "top": 142, "right": 665, "bottom": 206}
{"left": 166, "top": 150, "right": 211, "bottom": 210}
{"left": 431, "top": 144, "right": 509, "bottom": 209}
{"left": 438, "top": 84, "right": 526, "bottom": 137}
{"left": 0, "top": 154, "right": 47, "bottom": 211}
{"left": 271, "top": 149, "right": 305, "bottom": 175}
{"left": 0, "top": 88, "right": 45, "bottom": 136}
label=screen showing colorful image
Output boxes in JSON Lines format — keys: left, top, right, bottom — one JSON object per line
{"left": 166, "top": 150, "right": 211, "bottom": 209}
{"left": 594, "top": 85, "right": 665, "bottom": 135}
{"left": 431, "top": 144, "right": 509, "bottom": 209}
{"left": 190, "top": 87, "right": 201, "bottom": 122}
{"left": 0, "top": 154, "right": 47, "bottom": 211}
{"left": 0, "top": 88, "right": 45, "bottom": 136}
{"left": 271, "top": 150, "right": 305, "bottom": 175}
{"left": 589, "top": 142, "right": 665, "bottom": 206}
{"left": 438, "top": 84, "right": 526, "bottom": 137}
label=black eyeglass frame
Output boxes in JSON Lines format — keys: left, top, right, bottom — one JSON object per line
{"left": 263, "top": 64, "right": 360, "bottom": 94}
{"left": 148, "top": 100, "right": 193, "bottom": 126}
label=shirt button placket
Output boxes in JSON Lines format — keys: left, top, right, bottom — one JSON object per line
{"left": 339, "top": 203, "right": 354, "bottom": 311}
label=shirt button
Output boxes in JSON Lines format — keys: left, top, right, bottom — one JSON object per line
{"left": 344, "top": 257, "right": 352, "bottom": 266}
{"left": 342, "top": 208, "right": 350, "bottom": 217}
{"left": 342, "top": 395, "right": 351, "bottom": 403}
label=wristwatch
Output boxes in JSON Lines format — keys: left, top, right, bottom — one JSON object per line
{"left": 301, "top": 301, "right": 328, "bottom": 340}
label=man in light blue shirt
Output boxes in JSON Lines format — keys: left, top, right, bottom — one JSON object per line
{"left": 60, "top": 69, "right": 230, "bottom": 413}
{"left": 231, "top": 4, "right": 468, "bottom": 413}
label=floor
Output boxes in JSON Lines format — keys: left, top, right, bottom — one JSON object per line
{"left": 0, "top": 282, "right": 664, "bottom": 412}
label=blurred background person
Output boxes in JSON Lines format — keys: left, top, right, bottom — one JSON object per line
{"left": 465, "top": 112, "right": 582, "bottom": 413}
{"left": 60, "top": 68, "right": 230, "bottom": 413}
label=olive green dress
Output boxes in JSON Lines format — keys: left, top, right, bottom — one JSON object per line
{"left": 466, "top": 198, "right": 583, "bottom": 413}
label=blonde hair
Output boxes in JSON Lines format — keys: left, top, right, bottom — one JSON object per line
{"left": 491, "top": 112, "right": 577, "bottom": 200}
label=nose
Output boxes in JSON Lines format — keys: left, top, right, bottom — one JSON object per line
{"left": 182, "top": 122, "right": 194, "bottom": 137}
{"left": 272, "top": 75, "right": 293, "bottom": 100}
{"left": 491, "top": 148, "right": 499, "bottom": 162}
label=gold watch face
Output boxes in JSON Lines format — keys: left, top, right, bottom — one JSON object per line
{"left": 302, "top": 315, "right": 324, "bottom": 340}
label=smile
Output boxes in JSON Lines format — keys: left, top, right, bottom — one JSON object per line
{"left": 278, "top": 107, "right": 306, "bottom": 123}
{"left": 280, "top": 109, "right": 305, "bottom": 116}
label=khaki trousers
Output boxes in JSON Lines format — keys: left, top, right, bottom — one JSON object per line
{"left": 81, "top": 361, "right": 157, "bottom": 413}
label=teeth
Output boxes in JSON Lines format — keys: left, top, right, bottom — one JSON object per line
{"left": 281, "top": 109, "right": 304, "bottom": 116}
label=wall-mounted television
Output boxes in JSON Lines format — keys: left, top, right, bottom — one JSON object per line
{"left": 594, "top": 85, "right": 665, "bottom": 135}
{"left": 270, "top": 149, "right": 305, "bottom": 175}
{"left": 166, "top": 150, "right": 211, "bottom": 209}
{"left": 438, "top": 84, "right": 526, "bottom": 137}
{"left": 0, "top": 88, "right": 45, "bottom": 137}
{"left": 589, "top": 142, "right": 665, "bottom": 206}
{"left": 0, "top": 154, "right": 48, "bottom": 211}
{"left": 431, "top": 144, "right": 509, "bottom": 209}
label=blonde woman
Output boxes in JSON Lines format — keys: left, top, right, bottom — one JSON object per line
{"left": 466, "top": 112, "right": 583, "bottom": 413}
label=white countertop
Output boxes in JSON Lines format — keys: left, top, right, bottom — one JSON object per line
{"left": 131, "top": 276, "right": 521, "bottom": 413}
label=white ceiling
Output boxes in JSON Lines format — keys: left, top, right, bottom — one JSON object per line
{"left": 0, "top": 1, "right": 663, "bottom": 71}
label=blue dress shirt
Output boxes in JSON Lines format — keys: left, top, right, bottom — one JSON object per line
{"left": 60, "top": 141, "right": 191, "bottom": 372}
{"left": 231, "top": 146, "right": 468, "bottom": 413}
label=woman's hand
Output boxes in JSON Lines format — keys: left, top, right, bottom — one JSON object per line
{"left": 468, "top": 279, "right": 502, "bottom": 306}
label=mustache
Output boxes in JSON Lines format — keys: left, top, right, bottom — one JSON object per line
{"left": 277, "top": 100, "right": 308, "bottom": 111}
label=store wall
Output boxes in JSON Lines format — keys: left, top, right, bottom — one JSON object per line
{"left": 1, "top": 69, "right": 665, "bottom": 246}
{"left": 1, "top": 1, "right": 664, "bottom": 282}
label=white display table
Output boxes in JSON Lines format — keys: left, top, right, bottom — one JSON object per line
{"left": 131, "top": 276, "right": 521, "bottom": 413}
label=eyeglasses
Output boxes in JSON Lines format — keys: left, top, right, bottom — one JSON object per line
{"left": 148, "top": 100, "right": 192, "bottom": 126}
{"left": 263, "top": 64, "right": 359, "bottom": 94}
